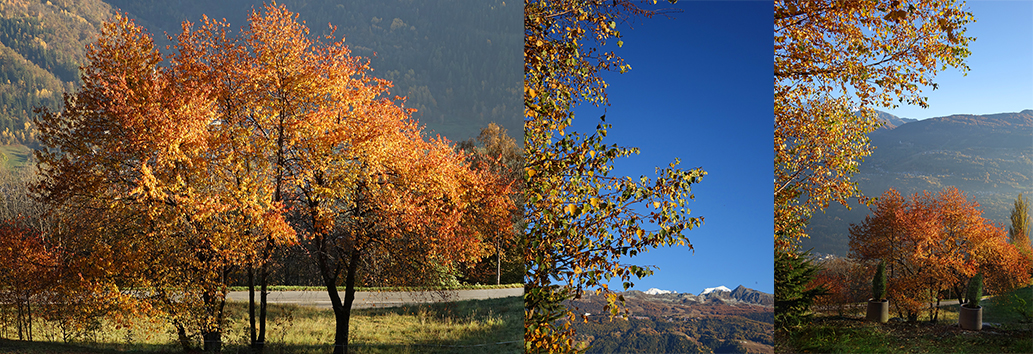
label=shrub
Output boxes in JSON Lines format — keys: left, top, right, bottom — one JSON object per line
{"left": 872, "top": 260, "right": 886, "bottom": 301}
{"left": 966, "top": 273, "right": 983, "bottom": 308}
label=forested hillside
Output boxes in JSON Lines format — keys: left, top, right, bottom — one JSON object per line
{"left": 804, "top": 110, "right": 1033, "bottom": 255}
{"left": 0, "top": 0, "right": 520, "bottom": 151}
{"left": 567, "top": 290, "right": 774, "bottom": 354}
{"left": 0, "top": 0, "right": 112, "bottom": 145}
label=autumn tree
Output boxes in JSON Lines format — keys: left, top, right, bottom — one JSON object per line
{"left": 811, "top": 257, "right": 870, "bottom": 317}
{"left": 849, "top": 187, "right": 1030, "bottom": 321}
{"left": 774, "top": 0, "right": 975, "bottom": 251}
{"left": 170, "top": 4, "right": 513, "bottom": 353}
{"left": 34, "top": 5, "right": 514, "bottom": 352}
{"left": 525, "top": 1, "right": 706, "bottom": 352}
{"left": 33, "top": 11, "right": 299, "bottom": 351}
{"left": 458, "top": 123, "right": 524, "bottom": 285}
{"left": 0, "top": 219, "right": 56, "bottom": 341}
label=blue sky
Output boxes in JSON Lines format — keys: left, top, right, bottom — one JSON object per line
{"left": 571, "top": 1, "right": 772, "bottom": 295}
{"left": 884, "top": 1, "right": 1033, "bottom": 120}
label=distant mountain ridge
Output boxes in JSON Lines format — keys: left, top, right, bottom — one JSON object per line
{"left": 566, "top": 285, "right": 773, "bottom": 353}
{"left": 805, "top": 109, "right": 1033, "bottom": 255}
{"left": 870, "top": 110, "right": 919, "bottom": 130}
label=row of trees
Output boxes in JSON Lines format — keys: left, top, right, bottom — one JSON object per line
{"left": 811, "top": 189, "right": 1031, "bottom": 321}
{"left": 1, "top": 4, "right": 518, "bottom": 353}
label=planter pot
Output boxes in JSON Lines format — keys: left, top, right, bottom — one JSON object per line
{"left": 959, "top": 305, "right": 982, "bottom": 331}
{"left": 866, "top": 299, "right": 889, "bottom": 323}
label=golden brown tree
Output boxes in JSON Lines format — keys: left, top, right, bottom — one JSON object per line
{"left": 459, "top": 123, "right": 524, "bottom": 285}
{"left": 774, "top": 0, "right": 975, "bottom": 251}
{"left": 33, "top": 13, "right": 253, "bottom": 350}
{"left": 34, "top": 6, "right": 511, "bottom": 352}
{"left": 170, "top": 5, "right": 515, "bottom": 353}
{"left": 849, "top": 187, "right": 1030, "bottom": 321}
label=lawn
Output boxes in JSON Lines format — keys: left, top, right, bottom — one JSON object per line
{"left": 0, "top": 296, "right": 523, "bottom": 353}
{"left": 778, "top": 286, "right": 1033, "bottom": 353}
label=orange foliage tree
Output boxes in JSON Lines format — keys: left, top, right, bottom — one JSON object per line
{"left": 34, "top": 5, "right": 511, "bottom": 352}
{"left": 458, "top": 123, "right": 524, "bottom": 285}
{"left": 0, "top": 219, "right": 56, "bottom": 341}
{"left": 774, "top": 0, "right": 974, "bottom": 251}
{"left": 811, "top": 257, "right": 869, "bottom": 317}
{"left": 32, "top": 12, "right": 274, "bottom": 350}
{"left": 849, "top": 187, "right": 1031, "bottom": 321}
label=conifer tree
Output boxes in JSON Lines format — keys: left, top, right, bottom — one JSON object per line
{"left": 1009, "top": 193, "right": 1031, "bottom": 252}
{"left": 774, "top": 248, "right": 828, "bottom": 331}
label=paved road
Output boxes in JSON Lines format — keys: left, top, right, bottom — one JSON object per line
{"left": 226, "top": 288, "right": 522, "bottom": 309}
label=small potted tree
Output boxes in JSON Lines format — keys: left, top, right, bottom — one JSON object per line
{"left": 866, "top": 260, "right": 889, "bottom": 323}
{"left": 959, "top": 273, "right": 983, "bottom": 331}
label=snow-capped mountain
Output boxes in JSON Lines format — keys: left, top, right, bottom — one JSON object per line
{"left": 644, "top": 288, "right": 676, "bottom": 295}
{"left": 614, "top": 285, "right": 773, "bottom": 307}
{"left": 701, "top": 285, "right": 732, "bottom": 295}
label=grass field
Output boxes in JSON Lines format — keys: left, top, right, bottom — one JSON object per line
{"left": 778, "top": 286, "right": 1033, "bottom": 353}
{"left": 0, "top": 296, "right": 522, "bottom": 353}
{"left": 0, "top": 144, "right": 31, "bottom": 170}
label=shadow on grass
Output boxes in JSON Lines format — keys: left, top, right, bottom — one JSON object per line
{"left": 781, "top": 317, "right": 1032, "bottom": 354}
{"left": 778, "top": 286, "right": 1033, "bottom": 353}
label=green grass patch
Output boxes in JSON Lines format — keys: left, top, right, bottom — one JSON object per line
{"left": 779, "top": 286, "right": 1033, "bottom": 353}
{"left": 0, "top": 296, "right": 522, "bottom": 353}
{"left": 0, "top": 144, "right": 31, "bottom": 170}
{"left": 224, "top": 283, "right": 523, "bottom": 292}
{"left": 781, "top": 317, "right": 1032, "bottom": 353}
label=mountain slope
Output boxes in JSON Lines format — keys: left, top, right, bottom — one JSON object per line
{"left": 0, "top": 0, "right": 520, "bottom": 152}
{"left": 804, "top": 110, "right": 1033, "bottom": 255}
{"left": 0, "top": 0, "right": 112, "bottom": 142}
{"left": 566, "top": 285, "right": 773, "bottom": 353}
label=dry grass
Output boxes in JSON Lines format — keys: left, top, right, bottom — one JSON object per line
{"left": 0, "top": 296, "right": 522, "bottom": 354}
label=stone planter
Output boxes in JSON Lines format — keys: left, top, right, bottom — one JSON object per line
{"left": 959, "top": 305, "right": 982, "bottom": 331}
{"left": 866, "top": 299, "right": 889, "bottom": 323}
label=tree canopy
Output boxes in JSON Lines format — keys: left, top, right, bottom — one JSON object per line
{"left": 774, "top": 0, "right": 975, "bottom": 251}
{"left": 524, "top": 0, "right": 705, "bottom": 352}
{"left": 31, "top": 4, "right": 513, "bottom": 352}
{"left": 849, "top": 187, "right": 1030, "bottom": 321}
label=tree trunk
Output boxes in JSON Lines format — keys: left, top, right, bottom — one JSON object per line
{"left": 258, "top": 258, "right": 269, "bottom": 353}
{"left": 202, "top": 290, "right": 223, "bottom": 352}
{"left": 496, "top": 236, "right": 501, "bottom": 285}
{"left": 328, "top": 249, "right": 360, "bottom": 354}
{"left": 175, "top": 322, "right": 192, "bottom": 352}
{"left": 933, "top": 294, "right": 942, "bottom": 322}
{"left": 203, "top": 330, "right": 222, "bottom": 352}
{"left": 249, "top": 265, "right": 257, "bottom": 352}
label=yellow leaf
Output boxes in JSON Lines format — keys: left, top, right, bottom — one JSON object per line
{"left": 636, "top": 229, "right": 644, "bottom": 237}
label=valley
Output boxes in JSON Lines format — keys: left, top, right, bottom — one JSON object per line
{"left": 804, "top": 110, "right": 1033, "bottom": 256}
{"left": 566, "top": 285, "right": 773, "bottom": 353}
